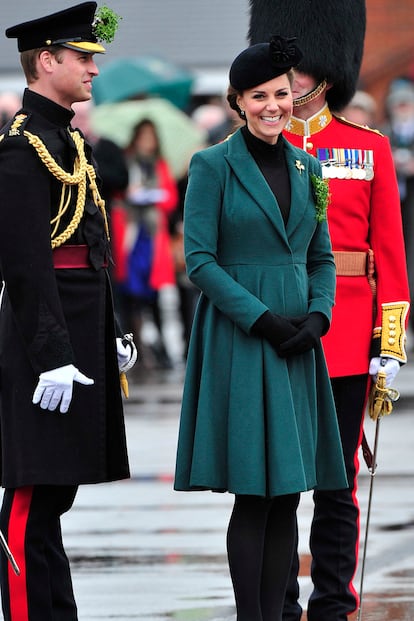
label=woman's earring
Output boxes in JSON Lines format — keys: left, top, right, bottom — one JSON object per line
{"left": 240, "top": 110, "right": 245, "bottom": 117}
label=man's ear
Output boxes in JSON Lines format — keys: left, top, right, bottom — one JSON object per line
{"left": 38, "top": 49, "right": 54, "bottom": 74}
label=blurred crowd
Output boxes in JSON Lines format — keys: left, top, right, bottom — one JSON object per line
{"left": 73, "top": 94, "right": 239, "bottom": 374}
{"left": 2, "top": 74, "right": 414, "bottom": 371}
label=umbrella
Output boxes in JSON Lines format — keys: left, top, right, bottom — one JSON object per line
{"left": 92, "top": 55, "right": 194, "bottom": 110}
{"left": 90, "top": 98, "right": 206, "bottom": 179}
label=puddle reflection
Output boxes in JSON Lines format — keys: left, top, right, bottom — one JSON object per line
{"left": 296, "top": 555, "right": 414, "bottom": 621}
{"left": 347, "top": 597, "right": 414, "bottom": 621}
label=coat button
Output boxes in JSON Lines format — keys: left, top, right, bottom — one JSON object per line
{"left": 306, "top": 142, "right": 313, "bottom": 150}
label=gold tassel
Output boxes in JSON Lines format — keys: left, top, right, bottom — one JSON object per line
{"left": 120, "top": 372, "right": 129, "bottom": 399}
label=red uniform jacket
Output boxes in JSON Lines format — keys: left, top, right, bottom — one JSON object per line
{"left": 284, "top": 105, "right": 409, "bottom": 377}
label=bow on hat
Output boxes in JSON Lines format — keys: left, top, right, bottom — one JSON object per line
{"left": 229, "top": 34, "right": 302, "bottom": 91}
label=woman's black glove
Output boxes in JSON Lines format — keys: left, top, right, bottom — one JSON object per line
{"left": 251, "top": 310, "right": 299, "bottom": 350}
{"left": 278, "top": 312, "right": 329, "bottom": 357}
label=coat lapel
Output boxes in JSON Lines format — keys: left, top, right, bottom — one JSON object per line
{"left": 224, "top": 131, "right": 312, "bottom": 244}
{"left": 284, "top": 139, "right": 312, "bottom": 237}
{"left": 224, "top": 131, "right": 288, "bottom": 243}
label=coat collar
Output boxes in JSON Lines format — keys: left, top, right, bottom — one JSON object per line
{"left": 224, "top": 128, "right": 312, "bottom": 242}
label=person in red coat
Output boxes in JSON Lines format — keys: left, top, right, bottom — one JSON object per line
{"left": 249, "top": 2, "right": 410, "bottom": 620}
{"left": 120, "top": 118, "right": 183, "bottom": 368}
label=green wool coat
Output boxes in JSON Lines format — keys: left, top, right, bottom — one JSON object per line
{"left": 174, "top": 129, "right": 347, "bottom": 497}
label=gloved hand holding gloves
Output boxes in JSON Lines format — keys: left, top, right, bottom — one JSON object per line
{"left": 369, "top": 356, "right": 400, "bottom": 387}
{"left": 116, "top": 333, "right": 138, "bottom": 373}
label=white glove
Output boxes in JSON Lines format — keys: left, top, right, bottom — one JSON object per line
{"left": 369, "top": 356, "right": 400, "bottom": 387}
{"left": 32, "top": 364, "right": 94, "bottom": 414}
{"left": 116, "top": 334, "right": 138, "bottom": 373}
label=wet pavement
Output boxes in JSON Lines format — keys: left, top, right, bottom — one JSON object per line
{"left": 5, "top": 361, "right": 414, "bottom": 620}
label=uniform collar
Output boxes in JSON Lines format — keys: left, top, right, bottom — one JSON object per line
{"left": 286, "top": 103, "right": 332, "bottom": 136}
{"left": 22, "top": 88, "right": 75, "bottom": 128}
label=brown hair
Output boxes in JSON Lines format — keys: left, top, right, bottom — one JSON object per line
{"left": 20, "top": 46, "right": 64, "bottom": 84}
{"left": 126, "top": 118, "right": 161, "bottom": 158}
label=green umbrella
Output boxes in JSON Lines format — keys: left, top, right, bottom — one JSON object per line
{"left": 92, "top": 55, "right": 194, "bottom": 110}
{"left": 90, "top": 98, "right": 206, "bottom": 179}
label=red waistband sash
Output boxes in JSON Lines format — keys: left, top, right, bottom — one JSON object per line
{"left": 52, "top": 244, "right": 108, "bottom": 269}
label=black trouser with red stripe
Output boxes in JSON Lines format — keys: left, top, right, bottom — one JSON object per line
{"left": 283, "top": 374, "right": 369, "bottom": 621}
{"left": 0, "top": 485, "right": 78, "bottom": 621}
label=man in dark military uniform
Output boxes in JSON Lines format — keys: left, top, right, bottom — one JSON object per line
{"left": 249, "top": 2, "right": 410, "bottom": 621}
{"left": 0, "top": 3, "right": 136, "bottom": 619}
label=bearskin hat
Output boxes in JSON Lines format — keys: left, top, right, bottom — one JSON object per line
{"left": 248, "top": 0, "right": 366, "bottom": 111}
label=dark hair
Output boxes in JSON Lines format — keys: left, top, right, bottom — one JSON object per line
{"left": 226, "top": 69, "right": 294, "bottom": 120}
{"left": 126, "top": 118, "right": 161, "bottom": 157}
{"left": 226, "top": 86, "right": 243, "bottom": 120}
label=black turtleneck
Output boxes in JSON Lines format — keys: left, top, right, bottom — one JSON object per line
{"left": 241, "top": 125, "right": 291, "bottom": 225}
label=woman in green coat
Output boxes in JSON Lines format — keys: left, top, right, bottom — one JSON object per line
{"left": 174, "top": 36, "right": 347, "bottom": 621}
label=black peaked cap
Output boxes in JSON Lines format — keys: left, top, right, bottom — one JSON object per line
{"left": 5, "top": 2, "right": 105, "bottom": 54}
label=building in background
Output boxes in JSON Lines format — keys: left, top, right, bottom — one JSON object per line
{"left": 0, "top": 0, "right": 250, "bottom": 107}
{"left": 360, "top": 0, "right": 414, "bottom": 122}
{"left": 0, "top": 1, "right": 412, "bottom": 121}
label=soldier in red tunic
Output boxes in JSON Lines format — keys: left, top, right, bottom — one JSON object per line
{"left": 249, "top": 2, "right": 410, "bottom": 620}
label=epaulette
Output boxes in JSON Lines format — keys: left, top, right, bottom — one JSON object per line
{"left": 0, "top": 112, "right": 32, "bottom": 144}
{"left": 333, "top": 113, "right": 384, "bottom": 137}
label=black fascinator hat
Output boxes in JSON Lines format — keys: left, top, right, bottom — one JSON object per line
{"left": 229, "top": 35, "right": 303, "bottom": 91}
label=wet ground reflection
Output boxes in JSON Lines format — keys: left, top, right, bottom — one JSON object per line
{"left": 299, "top": 563, "right": 414, "bottom": 621}
{"left": 294, "top": 547, "right": 414, "bottom": 621}
{"left": 61, "top": 363, "right": 414, "bottom": 620}
{"left": 348, "top": 593, "right": 414, "bottom": 621}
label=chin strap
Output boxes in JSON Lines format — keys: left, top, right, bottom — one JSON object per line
{"left": 293, "top": 79, "right": 327, "bottom": 107}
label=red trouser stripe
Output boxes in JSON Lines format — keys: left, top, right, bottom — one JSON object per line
{"left": 8, "top": 486, "right": 33, "bottom": 621}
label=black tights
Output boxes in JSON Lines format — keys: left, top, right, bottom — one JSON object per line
{"left": 227, "top": 493, "right": 300, "bottom": 621}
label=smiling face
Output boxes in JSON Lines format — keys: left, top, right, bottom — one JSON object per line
{"left": 236, "top": 73, "right": 293, "bottom": 144}
{"left": 53, "top": 48, "right": 99, "bottom": 107}
{"left": 35, "top": 47, "right": 99, "bottom": 109}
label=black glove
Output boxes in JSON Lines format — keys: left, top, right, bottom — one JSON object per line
{"left": 278, "top": 312, "right": 328, "bottom": 357}
{"left": 251, "top": 311, "right": 299, "bottom": 350}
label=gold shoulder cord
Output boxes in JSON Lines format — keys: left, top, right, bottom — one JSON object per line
{"left": 23, "top": 129, "right": 110, "bottom": 248}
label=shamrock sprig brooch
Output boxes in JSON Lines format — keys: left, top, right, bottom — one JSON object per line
{"left": 310, "top": 174, "right": 330, "bottom": 222}
{"left": 93, "top": 6, "right": 122, "bottom": 44}
{"left": 295, "top": 159, "right": 305, "bottom": 174}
